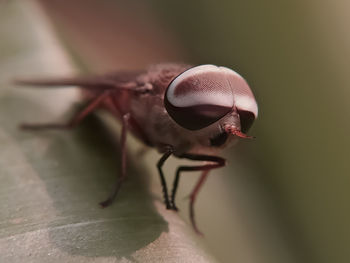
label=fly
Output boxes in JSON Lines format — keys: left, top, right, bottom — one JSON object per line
{"left": 16, "top": 63, "right": 258, "bottom": 234}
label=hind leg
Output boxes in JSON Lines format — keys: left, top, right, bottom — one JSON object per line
{"left": 20, "top": 91, "right": 110, "bottom": 130}
{"left": 99, "top": 113, "right": 130, "bottom": 207}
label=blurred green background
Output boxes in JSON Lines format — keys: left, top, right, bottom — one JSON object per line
{"left": 1, "top": 0, "right": 349, "bottom": 262}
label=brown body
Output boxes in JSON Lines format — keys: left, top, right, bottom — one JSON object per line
{"left": 98, "top": 64, "right": 191, "bottom": 153}
{"left": 82, "top": 63, "right": 238, "bottom": 156}
{"left": 17, "top": 63, "right": 256, "bottom": 234}
{"left": 93, "top": 64, "right": 236, "bottom": 156}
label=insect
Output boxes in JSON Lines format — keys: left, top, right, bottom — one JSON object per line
{"left": 17, "top": 63, "right": 258, "bottom": 234}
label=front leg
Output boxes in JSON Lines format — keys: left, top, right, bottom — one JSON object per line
{"left": 170, "top": 153, "right": 226, "bottom": 233}
{"left": 156, "top": 146, "right": 174, "bottom": 209}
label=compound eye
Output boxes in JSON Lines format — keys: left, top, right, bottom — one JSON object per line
{"left": 220, "top": 66, "right": 258, "bottom": 133}
{"left": 237, "top": 110, "right": 256, "bottom": 133}
{"left": 164, "top": 65, "right": 234, "bottom": 130}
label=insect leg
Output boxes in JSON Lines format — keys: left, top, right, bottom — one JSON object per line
{"left": 20, "top": 91, "right": 110, "bottom": 130}
{"left": 170, "top": 154, "right": 226, "bottom": 233}
{"left": 99, "top": 113, "right": 130, "bottom": 208}
{"left": 189, "top": 170, "right": 210, "bottom": 235}
{"left": 170, "top": 154, "right": 225, "bottom": 209}
{"left": 157, "top": 146, "right": 174, "bottom": 209}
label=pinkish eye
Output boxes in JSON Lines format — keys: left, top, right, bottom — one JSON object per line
{"left": 164, "top": 65, "right": 235, "bottom": 130}
{"left": 165, "top": 65, "right": 258, "bottom": 131}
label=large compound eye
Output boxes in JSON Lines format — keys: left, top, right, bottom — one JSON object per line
{"left": 164, "top": 65, "right": 235, "bottom": 130}
{"left": 237, "top": 110, "right": 255, "bottom": 133}
{"left": 220, "top": 66, "right": 258, "bottom": 133}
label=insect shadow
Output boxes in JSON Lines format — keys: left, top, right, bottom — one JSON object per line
{"left": 11, "top": 97, "right": 168, "bottom": 260}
